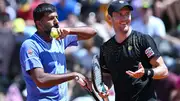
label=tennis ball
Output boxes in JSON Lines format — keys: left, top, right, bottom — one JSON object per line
{"left": 50, "top": 28, "right": 59, "bottom": 39}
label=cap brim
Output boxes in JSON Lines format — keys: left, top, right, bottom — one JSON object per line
{"left": 108, "top": 3, "right": 133, "bottom": 16}
{"left": 118, "top": 5, "right": 133, "bottom": 11}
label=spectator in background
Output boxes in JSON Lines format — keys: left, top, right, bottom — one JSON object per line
{"left": 0, "top": 0, "right": 16, "bottom": 20}
{"left": 16, "top": 0, "right": 33, "bottom": 22}
{"left": 86, "top": 12, "right": 112, "bottom": 42}
{"left": 53, "top": 0, "right": 81, "bottom": 21}
{"left": 131, "top": 1, "right": 180, "bottom": 101}
{"left": 72, "top": 38, "right": 99, "bottom": 73}
{"left": 153, "top": 0, "right": 180, "bottom": 32}
{"left": 131, "top": 0, "right": 166, "bottom": 41}
{"left": 12, "top": 18, "right": 36, "bottom": 42}
{"left": 70, "top": 38, "right": 100, "bottom": 101}
{"left": 0, "top": 12, "right": 16, "bottom": 97}
{"left": 131, "top": 0, "right": 178, "bottom": 71}
{"left": 85, "top": 12, "right": 112, "bottom": 47}
{"left": 66, "top": 13, "right": 86, "bottom": 27}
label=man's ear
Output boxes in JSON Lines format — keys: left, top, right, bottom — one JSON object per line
{"left": 36, "top": 21, "right": 41, "bottom": 26}
{"left": 36, "top": 21, "right": 43, "bottom": 29}
{"left": 107, "top": 14, "right": 112, "bottom": 25}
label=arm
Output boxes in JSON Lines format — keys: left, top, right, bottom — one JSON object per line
{"left": 144, "top": 35, "right": 168, "bottom": 79}
{"left": 126, "top": 34, "right": 168, "bottom": 79}
{"left": 164, "top": 34, "right": 180, "bottom": 46}
{"left": 102, "top": 73, "right": 113, "bottom": 89}
{"left": 126, "top": 57, "right": 168, "bottom": 79}
{"left": 69, "top": 27, "right": 97, "bottom": 40}
{"left": 58, "top": 27, "right": 97, "bottom": 40}
{"left": 150, "top": 56, "right": 168, "bottom": 79}
{"left": 29, "top": 67, "right": 89, "bottom": 88}
{"left": 100, "top": 46, "right": 113, "bottom": 89}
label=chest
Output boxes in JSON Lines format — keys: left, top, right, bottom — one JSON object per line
{"left": 103, "top": 39, "right": 142, "bottom": 72}
{"left": 38, "top": 40, "right": 66, "bottom": 72}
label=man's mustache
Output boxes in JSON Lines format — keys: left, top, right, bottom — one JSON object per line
{"left": 54, "top": 24, "right": 59, "bottom": 28}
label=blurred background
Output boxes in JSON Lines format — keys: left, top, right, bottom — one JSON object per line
{"left": 0, "top": 0, "right": 180, "bottom": 101}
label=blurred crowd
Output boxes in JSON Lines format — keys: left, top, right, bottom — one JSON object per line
{"left": 0, "top": 0, "right": 180, "bottom": 101}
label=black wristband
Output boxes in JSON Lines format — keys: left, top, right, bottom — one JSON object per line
{"left": 143, "top": 69, "right": 154, "bottom": 78}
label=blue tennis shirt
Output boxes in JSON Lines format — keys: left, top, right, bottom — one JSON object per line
{"left": 20, "top": 33, "right": 78, "bottom": 101}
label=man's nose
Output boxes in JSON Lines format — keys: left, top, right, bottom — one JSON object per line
{"left": 54, "top": 17, "right": 59, "bottom": 27}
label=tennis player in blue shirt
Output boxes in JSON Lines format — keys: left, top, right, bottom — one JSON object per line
{"left": 20, "top": 3, "right": 96, "bottom": 101}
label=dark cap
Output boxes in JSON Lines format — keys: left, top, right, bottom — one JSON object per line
{"left": 108, "top": 0, "right": 133, "bottom": 16}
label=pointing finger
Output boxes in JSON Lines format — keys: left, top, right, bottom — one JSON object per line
{"left": 126, "top": 70, "right": 135, "bottom": 76}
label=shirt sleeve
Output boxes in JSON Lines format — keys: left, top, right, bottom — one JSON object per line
{"left": 100, "top": 46, "right": 110, "bottom": 74}
{"left": 141, "top": 35, "right": 161, "bottom": 61}
{"left": 64, "top": 35, "right": 78, "bottom": 49}
{"left": 20, "top": 40, "right": 43, "bottom": 71}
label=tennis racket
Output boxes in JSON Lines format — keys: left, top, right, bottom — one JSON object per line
{"left": 92, "top": 55, "right": 109, "bottom": 101}
{"left": 85, "top": 86, "right": 100, "bottom": 101}
{"left": 76, "top": 76, "right": 100, "bottom": 101}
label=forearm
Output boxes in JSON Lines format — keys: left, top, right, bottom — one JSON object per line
{"left": 103, "top": 73, "right": 113, "bottom": 89}
{"left": 34, "top": 72, "right": 77, "bottom": 88}
{"left": 152, "top": 64, "right": 168, "bottom": 79}
{"left": 69, "top": 27, "right": 96, "bottom": 40}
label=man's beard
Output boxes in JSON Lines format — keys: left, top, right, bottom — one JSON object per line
{"left": 44, "top": 24, "right": 59, "bottom": 36}
{"left": 44, "top": 29, "right": 51, "bottom": 36}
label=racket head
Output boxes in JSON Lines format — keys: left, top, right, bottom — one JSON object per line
{"left": 92, "top": 55, "right": 107, "bottom": 93}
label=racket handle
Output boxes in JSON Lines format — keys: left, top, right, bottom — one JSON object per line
{"left": 91, "top": 91, "right": 100, "bottom": 101}
{"left": 86, "top": 89, "right": 100, "bottom": 101}
{"left": 76, "top": 77, "right": 100, "bottom": 101}
{"left": 75, "top": 76, "right": 86, "bottom": 86}
{"left": 103, "top": 97, "right": 109, "bottom": 101}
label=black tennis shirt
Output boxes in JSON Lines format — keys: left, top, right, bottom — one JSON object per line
{"left": 100, "top": 30, "right": 160, "bottom": 101}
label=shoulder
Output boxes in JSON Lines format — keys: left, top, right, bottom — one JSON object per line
{"left": 131, "top": 30, "right": 153, "bottom": 42}
{"left": 101, "top": 36, "right": 114, "bottom": 47}
{"left": 132, "top": 30, "right": 150, "bottom": 36}
{"left": 99, "top": 37, "right": 114, "bottom": 53}
{"left": 21, "top": 36, "right": 38, "bottom": 50}
{"left": 131, "top": 30, "right": 145, "bottom": 37}
{"left": 22, "top": 38, "right": 35, "bottom": 46}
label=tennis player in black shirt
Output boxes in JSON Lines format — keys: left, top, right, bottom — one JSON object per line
{"left": 98, "top": 1, "right": 169, "bottom": 101}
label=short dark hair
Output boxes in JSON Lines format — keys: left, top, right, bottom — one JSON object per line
{"left": 33, "top": 3, "right": 57, "bottom": 21}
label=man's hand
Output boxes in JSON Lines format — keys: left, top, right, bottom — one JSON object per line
{"left": 57, "top": 28, "right": 70, "bottom": 39}
{"left": 74, "top": 72, "right": 92, "bottom": 92}
{"left": 98, "top": 84, "right": 109, "bottom": 99}
{"left": 126, "top": 62, "right": 145, "bottom": 78}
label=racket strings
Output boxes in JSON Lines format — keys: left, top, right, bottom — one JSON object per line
{"left": 94, "top": 67, "right": 102, "bottom": 85}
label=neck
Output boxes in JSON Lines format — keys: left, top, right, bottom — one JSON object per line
{"left": 115, "top": 27, "right": 132, "bottom": 43}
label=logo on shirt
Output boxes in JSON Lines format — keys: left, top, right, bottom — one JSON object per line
{"left": 128, "top": 46, "right": 132, "bottom": 55}
{"left": 145, "top": 47, "right": 154, "bottom": 58}
{"left": 27, "top": 49, "right": 33, "bottom": 55}
{"left": 128, "top": 46, "right": 132, "bottom": 51}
